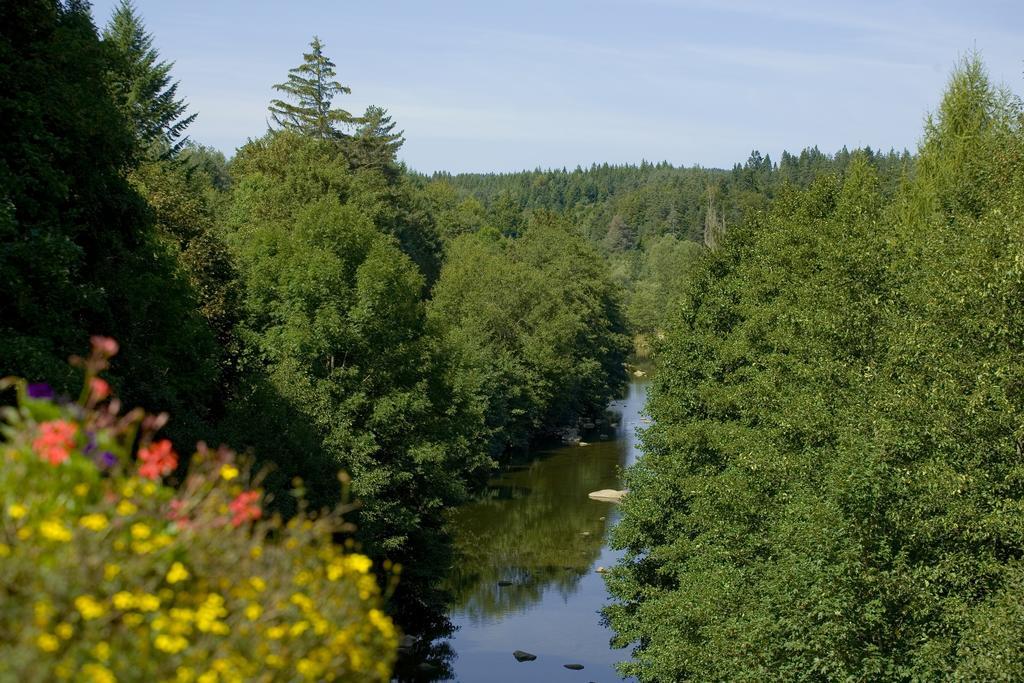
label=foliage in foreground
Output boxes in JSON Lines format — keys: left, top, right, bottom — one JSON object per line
{"left": 0, "top": 339, "right": 397, "bottom": 682}
{"left": 607, "top": 57, "right": 1024, "bottom": 681}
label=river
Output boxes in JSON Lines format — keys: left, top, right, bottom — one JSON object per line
{"left": 410, "top": 379, "right": 649, "bottom": 682}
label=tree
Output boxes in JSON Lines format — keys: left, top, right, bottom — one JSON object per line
{"left": 102, "top": 0, "right": 196, "bottom": 157}
{"left": 352, "top": 105, "right": 404, "bottom": 172}
{"left": 606, "top": 58, "right": 1024, "bottom": 682}
{"left": 1, "top": 0, "right": 218, "bottom": 444}
{"left": 268, "top": 36, "right": 354, "bottom": 139}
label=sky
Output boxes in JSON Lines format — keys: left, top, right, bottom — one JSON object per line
{"left": 89, "top": 0, "right": 1024, "bottom": 173}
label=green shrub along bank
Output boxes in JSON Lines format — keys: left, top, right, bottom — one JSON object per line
{"left": 606, "top": 57, "right": 1024, "bottom": 681}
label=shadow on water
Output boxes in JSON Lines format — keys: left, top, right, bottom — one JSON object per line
{"left": 394, "top": 380, "right": 649, "bottom": 682}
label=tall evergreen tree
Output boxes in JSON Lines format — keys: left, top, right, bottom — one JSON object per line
{"left": 102, "top": 0, "right": 196, "bottom": 157}
{"left": 268, "top": 37, "right": 354, "bottom": 139}
{"left": 352, "top": 105, "right": 404, "bottom": 171}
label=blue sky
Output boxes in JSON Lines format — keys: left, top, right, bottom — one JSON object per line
{"left": 89, "top": 0, "right": 1024, "bottom": 173}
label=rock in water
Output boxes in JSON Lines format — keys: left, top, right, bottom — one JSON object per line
{"left": 564, "top": 663, "right": 585, "bottom": 670}
{"left": 497, "top": 580, "right": 513, "bottom": 587}
{"left": 588, "top": 489, "right": 627, "bottom": 503}
{"left": 513, "top": 650, "right": 537, "bottom": 662}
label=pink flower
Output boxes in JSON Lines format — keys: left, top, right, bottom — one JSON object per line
{"left": 90, "top": 377, "right": 110, "bottom": 401}
{"left": 90, "top": 336, "right": 119, "bottom": 358}
{"left": 33, "top": 420, "right": 77, "bottom": 465}
{"left": 229, "top": 491, "right": 262, "bottom": 527}
{"left": 138, "top": 439, "right": 178, "bottom": 480}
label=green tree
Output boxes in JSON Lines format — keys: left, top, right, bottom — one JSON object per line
{"left": 102, "top": 0, "right": 196, "bottom": 157}
{"left": 352, "top": 105, "right": 405, "bottom": 172}
{"left": 268, "top": 37, "right": 354, "bottom": 139}
{"left": 606, "top": 57, "right": 1024, "bottom": 682}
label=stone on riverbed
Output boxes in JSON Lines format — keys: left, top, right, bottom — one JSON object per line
{"left": 588, "top": 489, "right": 627, "bottom": 503}
{"left": 513, "top": 650, "right": 537, "bottom": 662}
{"left": 564, "top": 663, "right": 585, "bottom": 670}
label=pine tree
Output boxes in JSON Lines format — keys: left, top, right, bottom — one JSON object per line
{"left": 102, "top": 0, "right": 196, "bottom": 157}
{"left": 268, "top": 37, "right": 353, "bottom": 139}
{"left": 352, "top": 105, "right": 404, "bottom": 170}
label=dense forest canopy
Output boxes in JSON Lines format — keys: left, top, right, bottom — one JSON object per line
{"left": 606, "top": 56, "right": 1024, "bottom": 681}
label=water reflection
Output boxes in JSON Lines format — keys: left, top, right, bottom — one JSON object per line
{"left": 401, "top": 380, "right": 647, "bottom": 682}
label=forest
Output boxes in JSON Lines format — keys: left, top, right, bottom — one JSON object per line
{"left": 2, "top": 0, "right": 1023, "bottom": 681}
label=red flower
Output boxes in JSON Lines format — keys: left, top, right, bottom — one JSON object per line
{"left": 229, "top": 491, "right": 262, "bottom": 527}
{"left": 138, "top": 439, "right": 178, "bottom": 480}
{"left": 33, "top": 420, "right": 77, "bottom": 465}
{"left": 90, "top": 336, "right": 119, "bottom": 357}
{"left": 90, "top": 377, "right": 110, "bottom": 401}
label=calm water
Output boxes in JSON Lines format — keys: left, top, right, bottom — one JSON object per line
{"left": 433, "top": 380, "right": 649, "bottom": 682}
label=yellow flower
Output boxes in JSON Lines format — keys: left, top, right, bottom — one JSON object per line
{"left": 93, "top": 641, "right": 111, "bottom": 662}
{"left": 0, "top": 543, "right": 10, "bottom": 557}
{"left": 248, "top": 576, "right": 266, "bottom": 592}
{"left": 75, "top": 595, "right": 107, "bottom": 620}
{"left": 220, "top": 464, "right": 239, "bottom": 481}
{"left": 170, "top": 607, "right": 196, "bottom": 623}
{"left": 142, "top": 481, "right": 157, "bottom": 496}
{"left": 265, "top": 654, "right": 284, "bottom": 668}
{"left": 16, "top": 527, "right": 32, "bottom": 540}
{"left": 73, "top": 483, "right": 89, "bottom": 497}
{"left": 116, "top": 500, "right": 137, "bottom": 516}
{"left": 113, "top": 591, "right": 135, "bottom": 610}
{"left": 39, "top": 519, "right": 72, "bottom": 542}
{"left": 55, "top": 622, "right": 74, "bottom": 639}
{"left": 249, "top": 545, "right": 263, "bottom": 559}
{"left": 346, "top": 554, "right": 372, "bottom": 573}
{"left": 137, "top": 593, "right": 161, "bottom": 612}
{"left": 197, "top": 673, "right": 217, "bottom": 683}
{"left": 79, "top": 513, "right": 109, "bottom": 531}
{"left": 7, "top": 503, "right": 27, "bottom": 519}
{"left": 297, "top": 659, "right": 320, "bottom": 679}
{"left": 266, "top": 625, "right": 286, "bottom": 640}
{"left": 166, "top": 561, "right": 190, "bottom": 584}
{"left": 81, "top": 663, "right": 116, "bottom": 683}
{"left": 289, "top": 620, "right": 310, "bottom": 637}
{"left": 104, "top": 563, "right": 121, "bottom": 580}
{"left": 368, "top": 608, "right": 395, "bottom": 638}
{"left": 289, "top": 593, "right": 313, "bottom": 611}
{"left": 34, "top": 601, "right": 53, "bottom": 626}
{"left": 155, "top": 634, "right": 189, "bottom": 653}
{"left": 36, "top": 633, "right": 59, "bottom": 652}
{"left": 245, "top": 603, "right": 262, "bottom": 621}
{"left": 130, "top": 522, "right": 151, "bottom": 540}
{"left": 175, "top": 667, "right": 195, "bottom": 683}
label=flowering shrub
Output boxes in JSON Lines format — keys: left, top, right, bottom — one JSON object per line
{"left": 0, "top": 338, "right": 397, "bottom": 681}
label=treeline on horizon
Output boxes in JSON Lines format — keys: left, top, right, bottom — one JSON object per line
{"left": 0, "top": 0, "right": 632, "bottom": 635}
{"left": 419, "top": 145, "right": 912, "bottom": 348}
{"left": 606, "top": 57, "right": 1024, "bottom": 681}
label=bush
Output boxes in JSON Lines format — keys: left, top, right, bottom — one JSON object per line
{"left": 0, "top": 338, "right": 397, "bottom": 682}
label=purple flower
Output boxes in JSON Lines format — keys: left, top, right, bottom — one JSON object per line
{"left": 94, "top": 451, "right": 118, "bottom": 469}
{"left": 83, "top": 431, "right": 98, "bottom": 455}
{"left": 27, "top": 383, "right": 54, "bottom": 399}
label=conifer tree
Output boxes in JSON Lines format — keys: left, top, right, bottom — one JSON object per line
{"left": 268, "top": 37, "right": 354, "bottom": 139}
{"left": 352, "top": 105, "right": 404, "bottom": 170}
{"left": 102, "top": 0, "right": 196, "bottom": 157}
